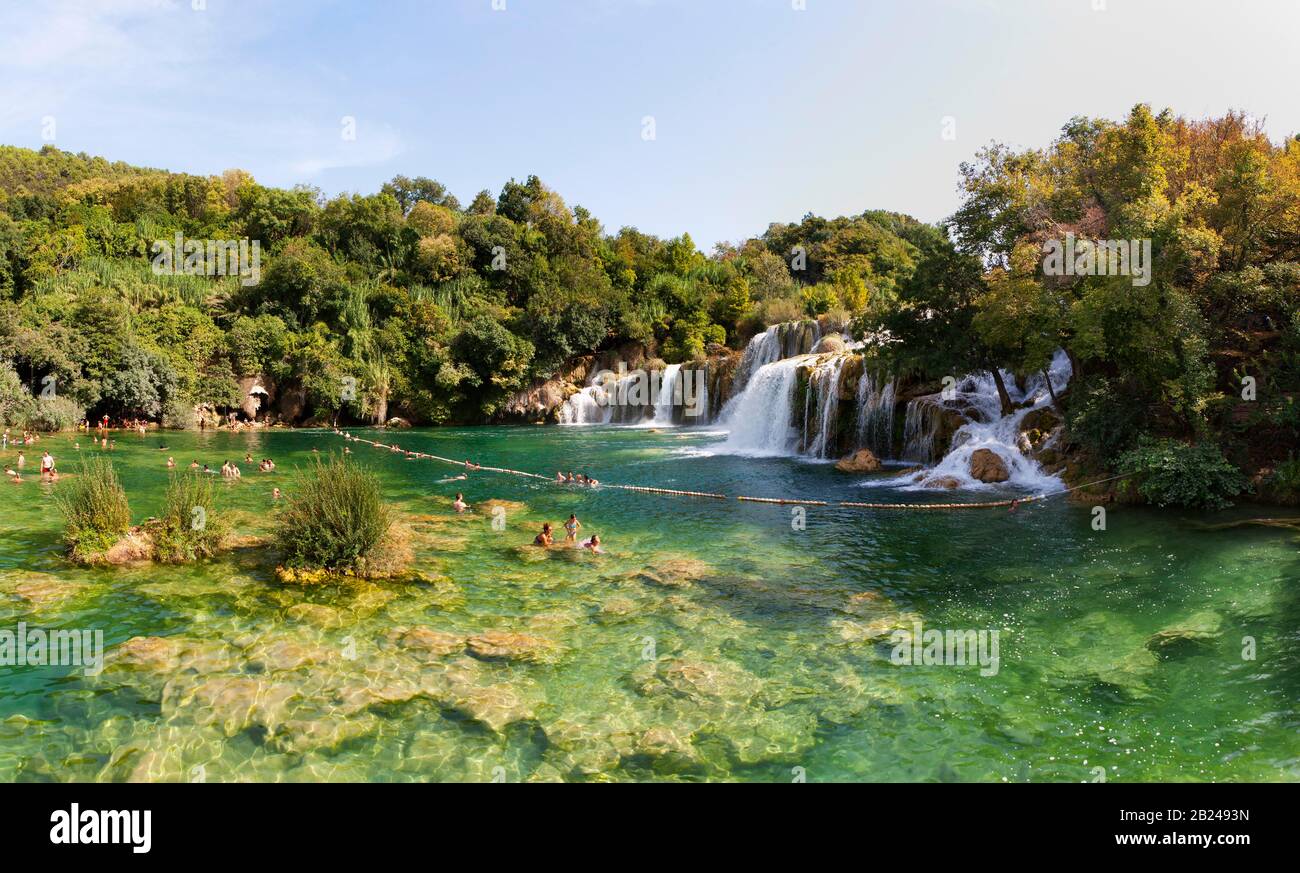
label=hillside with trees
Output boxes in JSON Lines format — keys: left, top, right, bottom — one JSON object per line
{"left": 3, "top": 104, "right": 1299, "bottom": 504}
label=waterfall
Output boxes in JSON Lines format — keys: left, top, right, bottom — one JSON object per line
{"left": 651, "top": 364, "right": 682, "bottom": 425}
{"left": 559, "top": 384, "right": 609, "bottom": 425}
{"left": 855, "top": 370, "right": 896, "bottom": 457}
{"left": 901, "top": 396, "right": 946, "bottom": 462}
{"left": 888, "top": 350, "right": 1074, "bottom": 490}
{"left": 727, "top": 320, "right": 821, "bottom": 401}
{"left": 806, "top": 355, "right": 848, "bottom": 459}
{"left": 717, "top": 357, "right": 804, "bottom": 456}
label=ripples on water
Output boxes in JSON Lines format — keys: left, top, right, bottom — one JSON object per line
{"left": 0, "top": 426, "right": 1296, "bottom": 782}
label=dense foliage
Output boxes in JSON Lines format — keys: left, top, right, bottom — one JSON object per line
{"left": 866, "top": 106, "right": 1300, "bottom": 489}
{"left": 1119, "top": 436, "right": 1249, "bottom": 510}
{"left": 274, "top": 454, "right": 393, "bottom": 573}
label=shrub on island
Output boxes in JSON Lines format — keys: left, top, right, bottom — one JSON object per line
{"left": 149, "top": 473, "right": 228, "bottom": 563}
{"left": 53, "top": 456, "right": 132, "bottom": 563}
{"left": 273, "top": 454, "right": 409, "bottom": 581}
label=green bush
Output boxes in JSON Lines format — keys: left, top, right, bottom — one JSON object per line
{"left": 274, "top": 454, "right": 393, "bottom": 573}
{"left": 162, "top": 395, "right": 197, "bottom": 430}
{"left": 151, "top": 473, "right": 227, "bottom": 563}
{"left": 0, "top": 364, "right": 36, "bottom": 428}
{"left": 1265, "top": 455, "right": 1300, "bottom": 504}
{"left": 28, "top": 395, "right": 84, "bottom": 432}
{"left": 53, "top": 456, "right": 132, "bottom": 560}
{"left": 1065, "top": 376, "right": 1145, "bottom": 458}
{"left": 1118, "top": 437, "right": 1249, "bottom": 511}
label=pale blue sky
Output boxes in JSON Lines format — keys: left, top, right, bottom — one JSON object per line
{"left": 1, "top": 0, "right": 1297, "bottom": 247}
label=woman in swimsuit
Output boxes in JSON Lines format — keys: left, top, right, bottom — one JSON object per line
{"left": 564, "top": 513, "right": 581, "bottom": 543}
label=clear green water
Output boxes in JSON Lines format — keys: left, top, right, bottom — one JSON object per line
{"left": 1, "top": 426, "right": 1298, "bottom": 782}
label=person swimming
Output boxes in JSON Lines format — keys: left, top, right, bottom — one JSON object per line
{"left": 166, "top": 456, "right": 175, "bottom": 469}
{"left": 453, "top": 493, "right": 468, "bottom": 513}
{"left": 581, "top": 534, "right": 603, "bottom": 554}
{"left": 556, "top": 471, "right": 565, "bottom": 483}
{"left": 564, "top": 513, "right": 581, "bottom": 543}
{"left": 272, "top": 487, "right": 281, "bottom": 500}
{"left": 189, "top": 460, "right": 200, "bottom": 470}
{"left": 533, "top": 523, "right": 553, "bottom": 547}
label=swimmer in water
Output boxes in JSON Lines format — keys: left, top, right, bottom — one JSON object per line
{"left": 166, "top": 456, "right": 175, "bottom": 469}
{"left": 581, "top": 534, "right": 603, "bottom": 554}
{"left": 453, "top": 493, "right": 468, "bottom": 513}
{"left": 272, "top": 487, "right": 281, "bottom": 500}
{"left": 533, "top": 523, "right": 553, "bottom": 547}
{"left": 564, "top": 513, "right": 581, "bottom": 543}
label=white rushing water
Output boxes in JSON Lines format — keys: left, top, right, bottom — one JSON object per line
{"left": 886, "top": 349, "right": 1073, "bottom": 491}
{"left": 805, "top": 354, "right": 848, "bottom": 459}
{"left": 650, "top": 364, "right": 682, "bottom": 426}
{"left": 716, "top": 357, "right": 806, "bottom": 456}
{"left": 855, "top": 369, "right": 896, "bottom": 457}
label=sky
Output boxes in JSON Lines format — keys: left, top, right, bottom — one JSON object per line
{"left": 1, "top": 0, "right": 1297, "bottom": 249}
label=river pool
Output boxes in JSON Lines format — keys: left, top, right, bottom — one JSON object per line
{"left": 1, "top": 426, "right": 1297, "bottom": 782}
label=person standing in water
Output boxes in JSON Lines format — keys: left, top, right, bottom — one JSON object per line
{"left": 453, "top": 493, "right": 468, "bottom": 513}
{"left": 564, "top": 513, "right": 581, "bottom": 543}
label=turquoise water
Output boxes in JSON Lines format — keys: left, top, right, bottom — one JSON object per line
{"left": 1, "top": 425, "right": 1297, "bottom": 782}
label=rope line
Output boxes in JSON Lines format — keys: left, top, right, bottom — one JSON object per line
{"left": 330, "top": 429, "right": 1130, "bottom": 511}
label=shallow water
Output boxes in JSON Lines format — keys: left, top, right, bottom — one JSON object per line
{"left": 1, "top": 426, "right": 1298, "bottom": 782}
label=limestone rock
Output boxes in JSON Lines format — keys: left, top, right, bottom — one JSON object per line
{"left": 466, "top": 631, "right": 559, "bottom": 663}
{"left": 969, "top": 449, "right": 1010, "bottom": 483}
{"left": 835, "top": 448, "right": 882, "bottom": 473}
{"left": 386, "top": 626, "right": 465, "bottom": 658}
{"left": 1146, "top": 612, "right": 1223, "bottom": 658}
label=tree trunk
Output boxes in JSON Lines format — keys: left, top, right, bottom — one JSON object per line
{"left": 1043, "top": 368, "right": 1060, "bottom": 410}
{"left": 990, "top": 368, "right": 1014, "bottom": 417}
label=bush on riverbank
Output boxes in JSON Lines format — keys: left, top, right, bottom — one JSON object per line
{"left": 274, "top": 455, "right": 402, "bottom": 578}
{"left": 150, "top": 473, "right": 228, "bottom": 563}
{"left": 1119, "top": 437, "right": 1250, "bottom": 511}
{"left": 53, "top": 456, "right": 132, "bottom": 561}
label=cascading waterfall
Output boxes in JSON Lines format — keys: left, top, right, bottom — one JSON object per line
{"left": 889, "top": 349, "right": 1074, "bottom": 490}
{"left": 855, "top": 370, "right": 896, "bottom": 457}
{"left": 717, "top": 357, "right": 804, "bottom": 456}
{"left": 806, "top": 355, "right": 848, "bottom": 459}
{"left": 650, "top": 364, "right": 682, "bottom": 425}
{"left": 901, "top": 396, "right": 946, "bottom": 462}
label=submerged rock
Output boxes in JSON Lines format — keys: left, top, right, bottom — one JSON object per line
{"left": 1146, "top": 612, "right": 1223, "bottom": 659}
{"left": 272, "top": 713, "right": 381, "bottom": 754}
{"left": 466, "top": 631, "right": 560, "bottom": 663}
{"left": 444, "top": 681, "right": 541, "bottom": 733}
{"left": 285, "top": 603, "right": 346, "bottom": 629}
{"left": 386, "top": 626, "right": 465, "bottom": 658}
{"left": 625, "top": 555, "right": 715, "bottom": 589}
{"left": 635, "top": 658, "right": 763, "bottom": 707}
{"left": 2, "top": 571, "right": 87, "bottom": 608}
{"left": 163, "top": 675, "right": 301, "bottom": 736}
